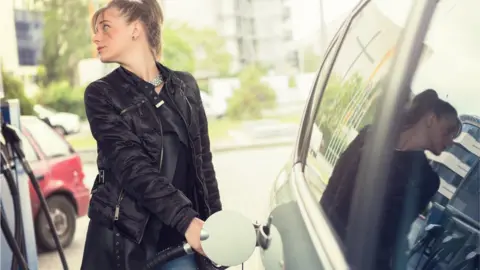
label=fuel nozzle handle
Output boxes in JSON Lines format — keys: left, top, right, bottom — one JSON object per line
{"left": 257, "top": 215, "right": 273, "bottom": 249}
{"left": 1, "top": 123, "right": 24, "bottom": 158}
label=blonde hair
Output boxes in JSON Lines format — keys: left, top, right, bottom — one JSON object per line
{"left": 91, "top": 0, "right": 164, "bottom": 58}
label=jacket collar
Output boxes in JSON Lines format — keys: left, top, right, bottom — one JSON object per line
{"left": 117, "top": 62, "right": 181, "bottom": 95}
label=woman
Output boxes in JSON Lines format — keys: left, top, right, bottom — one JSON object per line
{"left": 320, "top": 89, "right": 461, "bottom": 269}
{"left": 81, "top": 1, "right": 222, "bottom": 269}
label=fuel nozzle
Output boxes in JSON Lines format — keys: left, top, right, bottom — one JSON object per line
{"left": 257, "top": 215, "right": 273, "bottom": 249}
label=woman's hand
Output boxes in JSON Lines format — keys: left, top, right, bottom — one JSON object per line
{"left": 185, "top": 217, "right": 206, "bottom": 256}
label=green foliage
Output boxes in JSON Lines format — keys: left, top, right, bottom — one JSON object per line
{"left": 1, "top": 72, "right": 35, "bottom": 115}
{"left": 288, "top": 75, "right": 297, "bottom": 88}
{"left": 39, "top": 0, "right": 91, "bottom": 86}
{"left": 302, "top": 45, "right": 322, "bottom": 73}
{"left": 315, "top": 73, "right": 364, "bottom": 152}
{"left": 226, "top": 65, "right": 276, "bottom": 120}
{"left": 196, "top": 79, "right": 210, "bottom": 93}
{"left": 35, "top": 81, "right": 86, "bottom": 119}
{"left": 162, "top": 24, "right": 196, "bottom": 73}
{"left": 162, "top": 23, "right": 232, "bottom": 76}
{"left": 171, "top": 23, "right": 233, "bottom": 76}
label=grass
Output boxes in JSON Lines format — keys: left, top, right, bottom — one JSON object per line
{"left": 67, "top": 118, "right": 242, "bottom": 150}
{"left": 276, "top": 114, "right": 302, "bottom": 123}
{"left": 66, "top": 114, "right": 301, "bottom": 150}
{"left": 67, "top": 135, "right": 97, "bottom": 150}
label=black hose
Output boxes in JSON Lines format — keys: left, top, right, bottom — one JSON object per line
{"left": 0, "top": 210, "right": 30, "bottom": 270}
{"left": 1, "top": 149, "right": 27, "bottom": 270}
{"left": 144, "top": 245, "right": 188, "bottom": 269}
{"left": 2, "top": 123, "right": 69, "bottom": 270}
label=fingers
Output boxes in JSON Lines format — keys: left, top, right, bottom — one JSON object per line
{"left": 194, "top": 245, "right": 206, "bottom": 256}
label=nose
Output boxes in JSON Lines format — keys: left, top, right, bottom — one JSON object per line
{"left": 92, "top": 32, "right": 100, "bottom": 44}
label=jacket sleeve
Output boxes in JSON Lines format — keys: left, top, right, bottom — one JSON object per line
{"left": 181, "top": 73, "right": 222, "bottom": 214}
{"left": 84, "top": 81, "right": 198, "bottom": 234}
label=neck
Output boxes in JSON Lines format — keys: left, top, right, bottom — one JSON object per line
{"left": 396, "top": 127, "right": 427, "bottom": 151}
{"left": 120, "top": 48, "right": 159, "bottom": 82}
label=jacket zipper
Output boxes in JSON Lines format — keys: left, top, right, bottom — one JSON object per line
{"left": 114, "top": 189, "right": 125, "bottom": 220}
{"left": 114, "top": 100, "right": 148, "bottom": 222}
{"left": 120, "top": 100, "right": 146, "bottom": 115}
{"left": 166, "top": 90, "right": 211, "bottom": 216}
{"left": 144, "top": 99, "right": 164, "bottom": 168}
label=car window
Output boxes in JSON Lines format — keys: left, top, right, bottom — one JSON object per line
{"left": 22, "top": 118, "right": 73, "bottom": 158}
{"left": 19, "top": 132, "right": 39, "bottom": 162}
{"left": 304, "top": 0, "right": 413, "bottom": 200}
{"left": 303, "top": 0, "right": 480, "bottom": 268}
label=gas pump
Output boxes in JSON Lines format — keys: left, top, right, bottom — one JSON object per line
{"left": 1, "top": 97, "right": 69, "bottom": 268}
{"left": 1, "top": 99, "right": 38, "bottom": 269}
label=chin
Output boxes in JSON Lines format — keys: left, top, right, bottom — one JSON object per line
{"left": 98, "top": 53, "right": 116, "bottom": 63}
{"left": 99, "top": 56, "right": 115, "bottom": 63}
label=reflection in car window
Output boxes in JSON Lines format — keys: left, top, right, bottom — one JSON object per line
{"left": 304, "top": 0, "right": 480, "bottom": 269}
{"left": 19, "top": 132, "right": 39, "bottom": 162}
{"left": 305, "top": 0, "right": 413, "bottom": 196}
{"left": 449, "top": 164, "right": 479, "bottom": 224}
{"left": 409, "top": 0, "right": 480, "bottom": 253}
{"left": 22, "top": 118, "right": 72, "bottom": 158}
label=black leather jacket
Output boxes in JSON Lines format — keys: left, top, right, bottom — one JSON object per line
{"left": 84, "top": 64, "right": 222, "bottom": 268}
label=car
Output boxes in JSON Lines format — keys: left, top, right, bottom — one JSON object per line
{"left": 200, "top": 91, "right": 226, "bottom": 119}
{"left": 18, "top": 115, "right": 90, "bottom": 251}
{"left": 262, "top": 0, "right": 479, "bottom": 269}
{"left": 33, "top": 104, "right": 81, "bottom": 136}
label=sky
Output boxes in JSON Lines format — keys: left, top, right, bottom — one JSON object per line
{"left": 290, "top": 0, "right": 360, "bottom": 42}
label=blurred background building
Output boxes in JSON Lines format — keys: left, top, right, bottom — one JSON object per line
{"left": 162, "top": 0, "right": 295, "bottom": 73}
{"left": 1, "top": 0, "right": 43, "bottom": 97}
{"left": 1, "top": 0, "right": 360, "bottom": 92}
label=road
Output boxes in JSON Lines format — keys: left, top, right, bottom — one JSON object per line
{"left": 38, "top": 146, "right": 293, "bottom": 270}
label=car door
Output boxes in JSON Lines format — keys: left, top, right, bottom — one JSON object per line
{"left": 265, "top": 0, "right": 445, "bottom": 269}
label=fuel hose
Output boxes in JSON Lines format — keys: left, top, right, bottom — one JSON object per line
{"left": 2, "top": 123, "right": 69, "bottom": 270}
{"left": 1, "top": 149, "right": 29, "bottom": 270}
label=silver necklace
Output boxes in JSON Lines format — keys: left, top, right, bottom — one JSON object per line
{"left": 149, "top": 74, "right": 163, "bottom": 87}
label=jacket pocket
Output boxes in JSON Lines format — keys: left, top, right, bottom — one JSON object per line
{"left": 113, "top": 190, "right": 151, "bottom": 244}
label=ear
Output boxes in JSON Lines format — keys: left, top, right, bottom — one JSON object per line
{"left": 426, "top": 113, "right": 436, "bottom": 128}
{"left": 131, "top": 21, "right": 142, "bottom": 39}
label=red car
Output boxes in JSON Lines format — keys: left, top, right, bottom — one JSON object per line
{"left": 19, "top": 116, "right": 90, "bottom": 251}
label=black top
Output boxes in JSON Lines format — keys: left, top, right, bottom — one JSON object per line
{"left": 118, "top": 67, "right": 195, "bottom": 250}
{"left": 320, "top": 126, "right": 440, "bottom": 269}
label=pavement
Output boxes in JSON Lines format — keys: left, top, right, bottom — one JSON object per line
{"left": 38, "top": 145, "right": 293, "bottom": 270}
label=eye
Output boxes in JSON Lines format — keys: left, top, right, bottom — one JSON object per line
{"left": 102, "top": 24, "right": 110, "bottom": 32}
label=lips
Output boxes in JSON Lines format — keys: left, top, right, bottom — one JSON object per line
{"left": 97, "top": 46, "right": 105, "bottom": 52}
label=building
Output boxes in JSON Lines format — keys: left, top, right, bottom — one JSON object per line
{"left": 0, "top": 0, "right": 44, "bottom": 97}
{"left": 162, "top": 0, "right": 295, "bottom": 73}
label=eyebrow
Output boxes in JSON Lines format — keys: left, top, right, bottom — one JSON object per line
{"left": 98, "top": 20, "right": 111, "bottom": 24}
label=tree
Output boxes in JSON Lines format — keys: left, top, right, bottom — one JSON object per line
{"left": 301, "top": 45, "right": 322, "bottom": 73}
{"left": 226, "top": 65, "right": 276, "bottom": 120}
{"left": 315, "top": 73, "right": 364, "bottom": 153}
{"left": 1, "top": 71, "right": 35, "bottom": 115}
{"left": 172, "top": 23, "right": 232, "bottom": 76}
{"left": 35, "top": 80, "right": 86, "bottom": 118}
{"left": 162, "top": 24, "right": 196, "bottom": 73}
{"left": 37, "top": 0, "right": 91, "bottom": 86}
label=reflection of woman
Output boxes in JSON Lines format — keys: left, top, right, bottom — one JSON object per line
{"left": 320, "top": 89, "right": 461, "bottom": 269}
{"left": 80, "top": 1, "right": 222, "bottom": 269}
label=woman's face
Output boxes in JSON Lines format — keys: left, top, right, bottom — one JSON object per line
{"left": 427, "top": 113, "right": 459, "bottom": 155}
{"left": 93, "top": 8, "right": 135, "bottom": 63}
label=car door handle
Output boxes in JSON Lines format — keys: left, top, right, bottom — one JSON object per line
{"left": 35, "top": 174, "right": 45, "bottom": 181}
